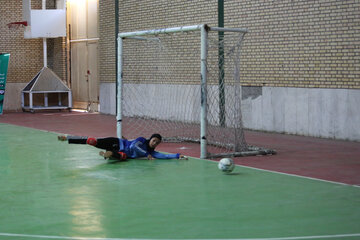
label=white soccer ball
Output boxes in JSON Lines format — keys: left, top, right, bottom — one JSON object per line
{"left": 218, "top": 158, "right": 235, "bottom": 173}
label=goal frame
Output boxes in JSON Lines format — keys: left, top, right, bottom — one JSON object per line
{"left": 117, "top": 24, "right": 248, "bottom": 159}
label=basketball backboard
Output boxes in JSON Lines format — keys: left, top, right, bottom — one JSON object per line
{"left": 22, "top": 0, "right": 66, "bottom": 39}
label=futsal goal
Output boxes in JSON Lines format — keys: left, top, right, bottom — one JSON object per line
{"left": 117, "top": 24, "right": 275, "bottom": 158}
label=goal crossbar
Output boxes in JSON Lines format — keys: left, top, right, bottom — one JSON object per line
{"left": 118, "top": 24, "right": 248, "bottom": 39}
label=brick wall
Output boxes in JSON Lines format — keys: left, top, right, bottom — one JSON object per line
{"left": 98, "top": 0, "right": 116, "bottom": 83}
{"left": 2, "top": 1, "right": 359, "bottom": 88}
{"left": 227, "top": 0, "right": 360, "bottom": 89}
{"left": 0, "top": 1, "right": 42, "bottom": 83}
{"left": 47, "top": 37, "right": 67, "bottom": 81}
{"left": 99, "top": 0, "right": 359, "bottom": 89}
{"left": 0, "top": 0, "right": 67, "bottom": 84}
{"left": 99, "top": 0, "right": 218, "bottom": 84}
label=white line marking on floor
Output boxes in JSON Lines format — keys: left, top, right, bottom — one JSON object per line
{"left": 1, "top": 232, "right": 360, "bottom": 240}
{"left": 238, "top": 164, "right": 360, "bottom": 188}
{"left": 200, "top": 158, "right": 360, "bottom": 188}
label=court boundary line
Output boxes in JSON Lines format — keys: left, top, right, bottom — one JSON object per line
{"left": 199, "top": 158, "right": 360, "bottom": 188}
{"left": 1, "top": 232, "right": 360, "bottom": 239}
{"left": 235, "top": 163, "right": 360, "bottom": 188}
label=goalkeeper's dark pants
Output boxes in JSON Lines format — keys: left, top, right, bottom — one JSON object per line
{"left": 67, "top": 136, "right": 124, "bottom": 159}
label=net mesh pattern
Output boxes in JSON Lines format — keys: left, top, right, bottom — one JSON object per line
{"left": 120, "top": 29, "right": 247, "bottom": 157}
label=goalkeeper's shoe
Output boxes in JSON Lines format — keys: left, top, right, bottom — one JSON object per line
{"left": 99, "top": 151, "right": 127, "bottom": 160}
{"left": 58, "top": 135, "right": 67, "bottom": 141}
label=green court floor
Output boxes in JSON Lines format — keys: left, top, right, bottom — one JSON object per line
{"left": 0, "top": 123, "right": 359, "bottom": 240}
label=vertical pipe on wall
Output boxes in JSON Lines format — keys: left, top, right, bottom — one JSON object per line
{"left": 43, "top": 0, "right": 47, "bottom": 67}
{"left": 218, "top": 0, "right": 225, "bottom": 127}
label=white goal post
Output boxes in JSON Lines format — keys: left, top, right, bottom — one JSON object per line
{"left": 116, "top": 24, "right": 275, "bottom": 159}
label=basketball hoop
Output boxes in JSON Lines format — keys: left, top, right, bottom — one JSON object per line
{"left": 7, "top": 21, "right": 28, "bottom": 30}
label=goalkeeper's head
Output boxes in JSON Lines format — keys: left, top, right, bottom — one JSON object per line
{"left": 148, "top": 133, "right": 162, "bottom": 150}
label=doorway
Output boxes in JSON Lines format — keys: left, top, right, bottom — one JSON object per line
{"left": 67, "top": 0, "right": 99, "bottom": 111}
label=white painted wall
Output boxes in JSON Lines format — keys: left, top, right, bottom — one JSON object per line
{"left": 241, "top": 87, "right": 360, "bottom": 141}
{"left": 100, "top": 82, "right": 360, "bottom": 141}
{"left": 99, "top": 82, "right": 116, "bottom": 115}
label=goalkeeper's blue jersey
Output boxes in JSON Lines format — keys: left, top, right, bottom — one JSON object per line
{"left": 118, "top": 137, "right": 180, "bottom": 159}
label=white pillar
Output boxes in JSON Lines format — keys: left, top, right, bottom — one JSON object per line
{"left": 200, "top": 25, "right": 208, "bottom": 159}
{"left": 116, "top": 37, "right": 123, "bottom": 138}
{"left": 43, "top": 38, "right": 47, "bottom": 67}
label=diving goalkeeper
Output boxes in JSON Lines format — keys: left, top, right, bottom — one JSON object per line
{"left": 58, "top": 133, "right": 187, "bottom": 161}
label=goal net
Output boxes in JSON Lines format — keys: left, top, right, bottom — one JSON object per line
{"left": 117, "top": 25, "right": 275, "bottom": 158}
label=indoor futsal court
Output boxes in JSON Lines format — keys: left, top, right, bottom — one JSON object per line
{"left": 1, "top": 1, "right": 360, "bottom": 239}
{"left": 0, "top": 113, "right": 359, "bottom": 240}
